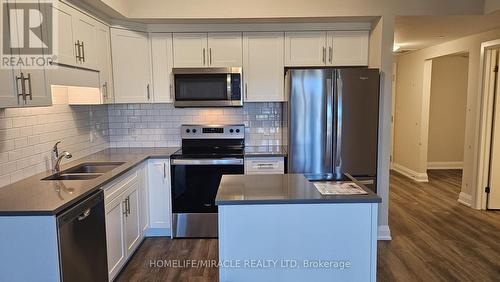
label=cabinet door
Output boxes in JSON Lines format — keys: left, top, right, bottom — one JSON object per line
{"left": 124, "top": 182, "right": 141, "bottom": 256}
{"left": 111, "top": 28, "right": 152, "bottom": 103}
{"left": 0, "top": 1, "right": 19, "bottom": 107}
{"left": 243, "top": 32, "right": 285, "bottom": 102}
{"left": 148, "top": 160, "right": 171, "bottom": 230}
{"left": 53, "top": 3, "right": 77, "bottom": 66}
{"left": 105, "top": 194, "right": 126, "bottom": 281}
{"left": 73, "top": 13, "right": 99, "bottom": 70}
{"left": 97, "top": 24, "right": 113, "bottom": 103}
{"left": 328, "top": 31, "right": 369, "bottom": 66}
{"left": 19, "top": 69, "right": 51, "bottom": 107}
{"left": 207, "top": 33, "right": 242, "bottom": 67}
{"left": 150, "top": 33, "right": 173, "bottom": 103}
{"left": 172, "top": 33, "right": 207, "bottom": 67}
{"left": 138, "top": 164, "right": 149, "bottom": 235}
{"left": 284, "top": 31, "right": 327, "bottom": 66}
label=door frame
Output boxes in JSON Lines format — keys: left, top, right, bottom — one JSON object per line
{"left": 476, "top": 39, "right": 500, "bottom": 210}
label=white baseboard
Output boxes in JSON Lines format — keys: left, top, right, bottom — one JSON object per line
{"left": 392, "top": 163, "right": 429, "bottom": 182}
{"left": 458, "top": 192, "right": 472, "bottom": 207}
{"left": 377, "top": 225, "right": 392, "bottom": 240}
{"left": 427, "top": 161, "right": 463, "bottom": 170}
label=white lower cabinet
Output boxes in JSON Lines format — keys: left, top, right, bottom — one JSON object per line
{"left": 147, "top": 159, "right": 172, "bottom": 236}
{"left": 104, "top": 164, "right": 148, "bottom": 281}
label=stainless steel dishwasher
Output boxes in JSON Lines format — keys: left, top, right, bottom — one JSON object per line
{"left": 57, "top": 190, "right": 108, "bottom": 282}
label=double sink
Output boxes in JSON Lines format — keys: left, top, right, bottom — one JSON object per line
{"left": 42, "top": 162, "right": 125, "bottom": 181}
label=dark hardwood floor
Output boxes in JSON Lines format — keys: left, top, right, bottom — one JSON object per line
{"left": 116, "top": 170, "right": 500, "bottom": 282}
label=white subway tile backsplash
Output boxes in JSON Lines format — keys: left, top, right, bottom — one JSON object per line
{"left": 108, "top": 103, "right": 285, "bottom": 148}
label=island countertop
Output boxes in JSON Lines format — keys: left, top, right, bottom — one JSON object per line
{"left": 215, "top": 174, "right": 381, "bottom": 205}
{"left": 0, "top": 147, "right": 179, "bottom": 216}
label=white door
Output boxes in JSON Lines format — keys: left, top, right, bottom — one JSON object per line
{"left": 328, "top": 31, "right": 369, "bottom": 66}
{"left": 148, "top": 160, "right": 171, "bottom": 230}
{"left": 150, "top": 33, "right": 174, "bottom": 103}
{"left": 124, "top": 182, "right": 141, "bottom": 255}
{"left": 243, "top": 32, "right": 285, "bottom": 102}
{"left": 207, "top": 33, "right": 243, "bottom": 67}
{"left": 111, "top": 28, "right": 152, "bottom": 103}
{"left": 97, "top": 24, "right": 113, "bottom": 103}
{"left": 172, "top": 33, "right": 208, "bottom": 67}
{"left": 105, "top": 194, "right": 127, "bottom": 281}
{"left": 73, "top": 13, "right": 99, "bottom": 70}
{"left": 284, "top": 31, "right": 327, "bottom": 66}
{"left": 53, "top": 3, "right": 77, "bottom": 66}
{"left": 488, "top": 50, "right": 500, "bottom": 209}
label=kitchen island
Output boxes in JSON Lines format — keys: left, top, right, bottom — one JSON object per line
{"left": 215, "top": 174, "right": 381, "bottom": 282}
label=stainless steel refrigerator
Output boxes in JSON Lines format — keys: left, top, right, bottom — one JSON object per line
{"left": 286, "top": 68, "right": 380, "bottom": 191}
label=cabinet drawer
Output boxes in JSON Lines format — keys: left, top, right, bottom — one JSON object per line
{"left": 103, "top": 169, "right": 138, "bottom": 204}
{"left": 245, "top": 157, "right": 285, "bottom": 174}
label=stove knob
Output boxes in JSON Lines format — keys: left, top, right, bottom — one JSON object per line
{"left": 235, "top": 129, "right": 240, "bottom": 133}
{"left": 229, "top": 129, "right": 234, "bottom": 133}
{"left": 186, "top": 129, "right": 190, "bottom": 133}
{"left": 192, "top": 129, "right": 197, "bottom": 133}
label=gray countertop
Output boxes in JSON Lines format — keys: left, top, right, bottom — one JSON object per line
{"left": 216, "top": 174, "right": 381, "bottom": 205}
{"left": 244, "top": 146, "right": 287, "bottom": 157}
{"left": 0, "top": 147, "right": 179, "bottom": 216}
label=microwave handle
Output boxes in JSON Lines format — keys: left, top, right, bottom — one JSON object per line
{"left": 226, "top": 74, "right": 232, "bottom": 100}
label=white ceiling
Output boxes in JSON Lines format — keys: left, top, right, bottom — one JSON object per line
{"left": 394, "top": 10, "right": 500, "bottom": 52}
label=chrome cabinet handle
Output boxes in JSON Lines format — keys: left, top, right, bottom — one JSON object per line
{"left": 163, "top": 162, "right": 166, "bottom": 179}
{"left": 209, "top": 48, "right": 212, "bottom": 66}
{"left": 126, "top": 196, "right": 131, "bottom": 215}
{"left": 169, "top": 83, "right": 173, "bottom": 100}
{"left": 75, "top": 40, "right": 81, "bottom": 61}
{"left": 81, "top": 41, "right": 85, "bottom": 62}
{"left": 15, "top": 72, "right": 26, "bottom": 103}
{"left": 245, "top": 83, "right": 248, "bottom": 99}
{"left": 103, "top": 82, "right": 108, "bottom": 100}
{"left": 78, "top": 208, "right": 92, "bottom": 221}
{"left": 147, "top": 84, "right": 150, "bottom": 100}
{"left": 203, "top": 48, "right": 206, "bottom": 66}
{"left": 25, "top": 73, "right": 32, "bottom": 101}
{"left": 123, "top": 200, "right": 128, "bottom": 217}
{"left": 322, "top": 47, "right": 326, "bottom": 63}
{"left": 329, "top": 46, "right": 333, "bottom": 63}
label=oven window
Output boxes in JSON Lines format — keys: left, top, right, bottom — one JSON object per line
{"left": 171, "top": 164, "right": 243, "bottom": 213}
{"left": 175, "top": 74, "right": 228, "bottom": 101}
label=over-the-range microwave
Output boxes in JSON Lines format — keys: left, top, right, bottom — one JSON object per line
{"left": 172, "top": 67, "right": 243, "bottom": 107}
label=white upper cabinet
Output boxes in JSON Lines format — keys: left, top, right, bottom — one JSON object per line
{"left": 73, "top": 13, "right": 99, "bottom": 70}
{"left": 207, "top": 33, "right": 243, "bottom": 67}
{"left": 285, "top": 31, "right": 369, "bottom": 67}
{"left": 150, "top": 33, "right": 174, "bottom": 103}
{"left": 328, "top": 31, "right": 369, "bottom": 66}
{"left": 243, "top": 32, "right": 285, "bottom": 102}
{"left": 285, "top": 31, "right": 327, "bottom": 66}
{"left": 172, "top": 33, "right": 207, "bottom": 67}
{"left": 173, "top": 33, "right": 242, "bottom": 67}
{"left": 97, "top": 23, "right": 114, "bottom": 103}
{"left": 0, "top": 69, "right": 17, "bottom": 108}
{"left": 53, "top": 2, "right": 100, "bottom": 70}
{"left": 111, "top": 28, "right": 152, "bottom": 103}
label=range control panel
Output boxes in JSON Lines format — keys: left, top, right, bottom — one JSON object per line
{"left": 181, "top": 124, "right": 245, "bottom": 139}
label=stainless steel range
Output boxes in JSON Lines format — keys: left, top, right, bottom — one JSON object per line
{"left": 170, "top": 124, "right": 245, "bottom": 238}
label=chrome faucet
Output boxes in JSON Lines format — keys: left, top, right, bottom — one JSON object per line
{"left": 52, "top": 141, "right": 72, "bottom": 173}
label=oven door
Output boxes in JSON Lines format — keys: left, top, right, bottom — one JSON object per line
{"left": 170, "top": 158, "right": 244, "bottom": 237}
{"left": 173, "top": 68, "right": 242, "bottom": 107}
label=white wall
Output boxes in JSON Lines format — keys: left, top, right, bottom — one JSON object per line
{"left": 99, "top": 0, "right": 485, "bottom": 19}
{"left": 0, "top": 87, "right": 109, "bottom": 188}
{"left": 427, "top": 55, "right": 468, "bottom": 168}
{"left": 393, "top": 27, "right": 500, "bottom": 205}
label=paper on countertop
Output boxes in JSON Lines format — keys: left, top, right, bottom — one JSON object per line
{"left": 314, "top": 182, "right": 368, "bottom": 195}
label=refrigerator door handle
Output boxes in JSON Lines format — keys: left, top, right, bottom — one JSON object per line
{"left": 326, "top": 78, "right": 333, "bottom": 172}
{"left": 335, "top": 73, "right": 343, "bottom": 178}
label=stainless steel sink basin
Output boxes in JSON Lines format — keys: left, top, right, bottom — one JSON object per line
{"left": 42, "top": 162, "right": 125, "bottom": 181}
{"left": 42, "top": 173, "right": 103, "bottom": 181}
{"left": 63, "top": 162, "right": 125, "bottom": 174}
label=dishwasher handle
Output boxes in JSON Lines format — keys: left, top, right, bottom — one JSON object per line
{"left": 57, "top": 190, "right": 104, "bottom": 227}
